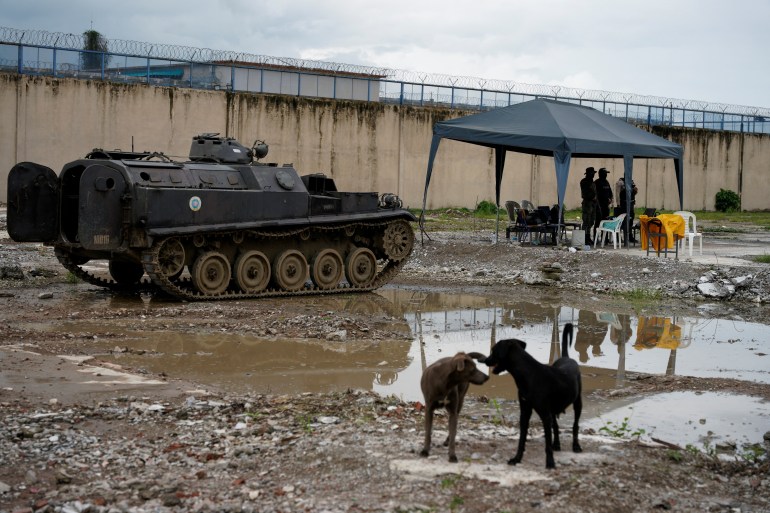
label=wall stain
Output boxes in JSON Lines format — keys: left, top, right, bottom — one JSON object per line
{"left": 5, "top": 72, "right": 770, "bottom": 210}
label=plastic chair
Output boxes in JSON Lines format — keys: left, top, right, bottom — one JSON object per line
{"left": 594, "top": 213, "right": 626, "bottom": 249}
{"left": 673, "top": 211, "right": 702, "bottom": 256}
{"left": 521, "top": 200, "right": 536, "bottom": 214}
{"left": 504, "top": 201, "right": 530, "bottom": 242}
{"left": 646, "top": 218, "right": 678, "bottom": 258}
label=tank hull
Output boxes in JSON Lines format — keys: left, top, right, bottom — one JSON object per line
{"left": 7, "top": 136, "right": 415, "bottom": 300}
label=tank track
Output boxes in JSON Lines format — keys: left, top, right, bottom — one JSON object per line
{"left": 139, "top": 219, "right": 412, "bottom": 301}
{"left": 54, "top": 247, "right": 155, "bottom": 292}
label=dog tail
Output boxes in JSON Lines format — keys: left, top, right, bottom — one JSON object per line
{"left": 562, "top": 323, "right": 574, "bottom": 359}
{"left": 466, "top": 352, "right": 488, "bottom": 364}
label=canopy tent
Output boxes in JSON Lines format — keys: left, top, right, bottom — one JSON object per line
{"left": 420, "top": 98, "right": 684, "bottom": 244}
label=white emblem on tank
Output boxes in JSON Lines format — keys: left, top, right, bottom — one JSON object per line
{"left": 189, "top": 196, "right": 202, "bottom": 211}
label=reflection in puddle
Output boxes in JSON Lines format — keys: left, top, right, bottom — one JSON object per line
{"left": 102, "top": 332, "right": 411, "bottom": 396}
{"left": 43, "top": 286, "right": 770, "bottom": 448}
{"left": 583, "top": 391, "right": 770, "bottom": 453}
{"left": 373, "top": 289, "right": 770, "bottom": 402}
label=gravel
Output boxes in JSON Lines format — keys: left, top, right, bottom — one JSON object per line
{"left": 1, "top": 213, "right": 769, "bottom": 512}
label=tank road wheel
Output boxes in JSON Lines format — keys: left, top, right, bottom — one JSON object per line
{"left": 345, "top": 247, "right": 377, "bottom": 287}
{"left": 311, "top": 249, "right": 344, "bottom": 290}
{"left": 191, "top": 251, "right": 231, "bottom": 296}
{"left": 109, "top": 260, "right": 145, "bottom": 285}
{"left": 233, "top": 250, "right": 271, "bottom": 293}
{"left": 157, "top": 238, "right": 186, "bottom": 279}
{"left": 272, "top": 250, "right": 309, "bottom": 292}
{"left": 382, "top": 220, "right": 415, "bottom": 261}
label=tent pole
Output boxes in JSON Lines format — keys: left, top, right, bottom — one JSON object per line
{"left": 494, "top": 146, "right": 507, "bottom": 245}
{"left": 419, "top": 135, "right": 442, "bottom": 244}
{"left": 623, "top": 155, "right": 634, "bottom": 249}
{"left": 553, "top": 149, "right": 572, "bottom": 247}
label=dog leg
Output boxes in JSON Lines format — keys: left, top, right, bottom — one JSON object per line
{"left": 552, "top": 415, "right": 561, "bottom": 451}
{"left": 541, "top": 411, "right": 556, "bottom": 469}
{"left": 572, "top": 396, "right": 583, "bottom": 453}
{"left": 420, "top": 405, "right": 434, "bottom": 457}
{"left": 446, "top": 406, "right": 459, "bottom": 463}
{"left": 509, "top": 400, "right": 532, "bottom": 465}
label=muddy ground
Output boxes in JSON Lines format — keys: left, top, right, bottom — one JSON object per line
{"left": 1, "top": 212, "right": 769, "bottom": 513}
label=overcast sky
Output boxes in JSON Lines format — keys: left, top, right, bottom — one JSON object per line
{"left": 2, "top": 0, "right": 768, "bottom": 108}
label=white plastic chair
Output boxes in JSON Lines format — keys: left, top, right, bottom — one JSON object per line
{"left": 673, "top": 211, "right": 702, "bottom": 256}
{"left": 594, "top": 213, "right": 626, "bottom": 249}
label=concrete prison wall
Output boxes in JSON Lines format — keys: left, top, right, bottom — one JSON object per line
{"left": 1, "top": 73, "right": 768, "bottom": 212}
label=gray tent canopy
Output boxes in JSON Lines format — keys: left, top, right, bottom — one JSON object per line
{"left": 420, "top": 98, "right": 684, "bottom": 243}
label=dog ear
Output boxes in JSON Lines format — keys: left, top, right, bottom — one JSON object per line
{"left": 453, "top": 354, "right": 466, "bottom": 372}
{"left": 516, "top": 340, "right": 527, "bottom": 350}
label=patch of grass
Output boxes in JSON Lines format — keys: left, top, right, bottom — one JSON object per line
{"left": 244, "top": 411, "right": 263, "bottom": 421}
{"left": 449, "top": 496, "right": 464, "bottom": 511}
{"left": 598, "top": 415, "right": 647, "bottom": 440}
{"left": 65, "top": 272, "right": 80, "bottom": 284}
{"left": 294, "top": 414, "right": 315, "bottom": 433}
{"left": 693, "top": 210, "right": 770, "bottom": 225}
{"left": 702, "top": 225, "right": 747, "bottom": 234}
{"left": 440, "top": 474, "right": 461, "bottom": 489}
{"left": 738, "top": 444, "right": 767, "bottom": 463}
{"left": 413, "top": 206, "right": 770, "bottom": 239}
{"left": 753, "top": 254, "right": 770, "bottom": 264}
{"left": 489, "top": 398, "right": 505, "bottom": 426}
{"left": 615, "top": 287, "right": 662, "bottom": 302}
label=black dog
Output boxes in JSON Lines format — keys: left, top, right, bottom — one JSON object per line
{"left": 420, "top": 352, "right": 489, "bottom": 462}
{"left": 481, "top": 323, "right": 582, "bottom": 469}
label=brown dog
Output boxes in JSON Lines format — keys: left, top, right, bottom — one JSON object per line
{"left": 420, "top": 352, "right": 489, "bottom": 462}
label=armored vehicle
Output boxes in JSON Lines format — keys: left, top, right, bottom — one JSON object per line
{"left": 7, "top": 134, "right": 415, "bottom": 300}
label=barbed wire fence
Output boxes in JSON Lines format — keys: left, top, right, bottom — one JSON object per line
{"left": 1, "top": 25, "right": 768, "bottom": 120}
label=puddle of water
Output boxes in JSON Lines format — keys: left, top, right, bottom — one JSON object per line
{"left": 42, "top": 288, "right": 770, "bottom": 401}
{"left": 583, "top": 391, "right": 770, "bottom": 453}
{"left": 27, "top": 286, "right": 770, "bottom": 448}
{"left": 95, "top": 331, "right": 412, "bottom": 396}
{"left": 372, "top": 289, "right": 770, "bottom": 400}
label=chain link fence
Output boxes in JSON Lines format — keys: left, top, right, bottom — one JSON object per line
{"left": 2, "top": 26, "right": 767, "bottom": 133}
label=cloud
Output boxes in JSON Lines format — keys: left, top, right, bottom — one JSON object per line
{"left": 1, "top": 0, "right": 768, "bottom": 107}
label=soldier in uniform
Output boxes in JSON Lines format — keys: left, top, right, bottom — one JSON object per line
{"left": 593, "top": 168, "right": 614, "bottom": 244}
{"left": 580, "top": 167, "right": 598, "bottom": 245}
{"left": 618, "top": 176, "right": 639, "bottom": 243}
